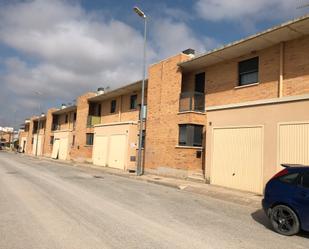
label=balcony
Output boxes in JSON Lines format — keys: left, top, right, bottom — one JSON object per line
{"left": 52, "top": 123, "right": 60, "bottom": 131}
{"left": 87, "top": 115, "right": 101, "bottom": 127}
{"left": 179, "top": 92, "right": 205, "bottom": 112}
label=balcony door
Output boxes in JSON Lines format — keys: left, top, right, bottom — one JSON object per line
{"left": 195, "top": 72, "right": 205, "bottom": 93}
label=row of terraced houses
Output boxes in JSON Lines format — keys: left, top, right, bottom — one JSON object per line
{"left": 19, "top": 16, "right": 309, "bottom": 194}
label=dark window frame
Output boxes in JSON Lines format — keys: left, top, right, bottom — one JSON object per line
{"left": 130, "top": 94, "right": 138, "bottom": 110}
{"left": 110, "top": 100, "right": 117, "bottom": 113}
{"left": 86, "top": 133, "right": 94, "bottom": 146}
{"left": 238, "top": 57, "right": 259, "bottom": 86}
{"left": 195, "top": 72, "right": 205, "bottom": 93}
{"left": 178, "top": 124, "right": 203, "bottom": 147}
{"left": 50, "top": 136, "right": 54, "bottom": 145}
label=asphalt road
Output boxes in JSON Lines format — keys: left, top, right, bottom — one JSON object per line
{"left": 0, "top": 152, "right": 308, "bottom": 249}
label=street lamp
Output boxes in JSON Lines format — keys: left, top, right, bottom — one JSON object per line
{"left": 134, "top": 6, "right": 147, "bottom": 176}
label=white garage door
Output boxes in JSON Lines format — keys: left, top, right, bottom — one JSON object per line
{"left": 93, "top": 136, "right": 108, "bottom": 166}
{"left": 108, "top": 135, "right": 127, "bottom": 170}
{"left": 51, "top": 139, "right": 60, "bottom": 159}
{"left": 32, "top": 135, "right": 42, "bottom": 156}
{"left": 59, "top": 137, "right": 69, "bottom": 160}
{"left": 211, "top": 126, "right": 263, "bottom": 193}
{"left": 279, "top": 122, "right": 309, "bottom": 170}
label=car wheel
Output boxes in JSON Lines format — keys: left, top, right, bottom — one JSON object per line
{"left": 270, "top": 205, "right": 300, "bottom": 236}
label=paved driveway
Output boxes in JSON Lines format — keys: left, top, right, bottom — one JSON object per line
{"left": 0, "top": 152, "right": 308, "bottom": 249}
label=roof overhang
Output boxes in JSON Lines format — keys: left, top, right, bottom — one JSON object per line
{"left": 53, "top": 105, "right": 77, "bottom": 115}
{"left": 33, "top": 116, "right": 46, "bottom": 122}
{"left": 88, "top": 80, "right": 147, "bottom": 103}
{"left": 179, "top": 15, "right": 309, "bottom": 72}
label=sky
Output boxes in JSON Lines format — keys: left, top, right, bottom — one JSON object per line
{"left": 0, "top": 0, "right": 308, "bottom": 128}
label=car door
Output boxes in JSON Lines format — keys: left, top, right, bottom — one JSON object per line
{"left": 294, "top": 171, "right": 309, "bottom": 230}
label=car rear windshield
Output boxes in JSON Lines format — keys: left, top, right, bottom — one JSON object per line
{"left": 279, "top": 173, "right": 300, "bottom": 185}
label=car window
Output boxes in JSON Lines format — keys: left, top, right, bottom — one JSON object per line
{"left": 301, "top": 173, "right": 309, "bottom": 189}
{"left": 279, "top": 173, "right": 300, "bottom": 184}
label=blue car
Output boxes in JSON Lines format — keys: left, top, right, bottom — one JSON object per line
{"left": 262, "top": 164, "right": 309, "bottom": 236}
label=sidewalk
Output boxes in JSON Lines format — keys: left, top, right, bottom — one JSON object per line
{"left": 22, "top": 153, "right": 263, "bottom": 209}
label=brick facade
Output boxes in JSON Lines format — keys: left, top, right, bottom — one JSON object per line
{"left": 69, "top": 92, "right": 96, "bottom": 162}
{"left": 144, "top": 53, "right": 207, "bottom": 178}
{"left": 144, "top": 34, "right": 309, "bottom": 179}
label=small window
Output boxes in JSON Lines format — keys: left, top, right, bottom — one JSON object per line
{"left": 86, "top": 133, "right": 94, "bottom": 146}
{"left": 65, "top": 114, "right": 69, "bottom": 123}
{"left": 238, "top": 57, "right": 259, "bottom": 86}
{"left": 50, "top": 136, "right": 54, "bottom": 145}
{"left": 110, "top": 100, "right": 117, "bottom": 113}
{"left": 279, "top": 173, "right": 300, "bottom": 185}
{"left": 301, "top": 172, "right": 309, "bottom": 188}
{"left": 73, "top": 112, "right": 77, "bottom": 121}
{"left": 178, "top": 124, "right": 203, "bottom": 147}
{"left": 130, "top": 95, "right": 138, "bottom": 110}
{"left": 72, "top": 135, "right": 75, "bottom": 146}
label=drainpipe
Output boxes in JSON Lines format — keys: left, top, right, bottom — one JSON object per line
{"left": 279, "top": 42, "right": 285, "bottom": 98}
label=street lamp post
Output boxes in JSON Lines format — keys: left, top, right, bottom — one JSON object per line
{"left": 133, "top": 6, "right": 147, "bottom": 176}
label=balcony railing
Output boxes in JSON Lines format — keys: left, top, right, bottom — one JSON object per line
{"left": 179, "top": 92, "right": 205, "bottom": 112}
{"left": 87, "top": 115, "right": 101, "bottom": 127}
{"left": 52, "top": 123, "right": 60, "bottom": 131}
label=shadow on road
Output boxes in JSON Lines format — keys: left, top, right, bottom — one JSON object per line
{"left": 251, "top": 209, "right": 309, "bottom": 239}
{"left": 251, "top": 209, "right": 272, "bottom": 229}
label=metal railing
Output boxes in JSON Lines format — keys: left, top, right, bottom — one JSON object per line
{"left": 179, "top": 92, "right": 205, "bottom": 112}
{"left": 87, "top": 115, "right": 101, "bottom": 127}
{"left": 51, "top": 123, "right": 60, "bottom": 131}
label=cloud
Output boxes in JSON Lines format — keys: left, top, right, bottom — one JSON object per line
{"left": 151, "top": 18, "right": 217, "bottom": 57}
{"left": 0, "top": 0, "right": 216, "bottom": 127}
{"left": 195, "top": 0, "right": 306, "bottom": 23}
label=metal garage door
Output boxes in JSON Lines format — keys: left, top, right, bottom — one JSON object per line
{"left": 93, "top": 136, "right": 108, "bottom": 166}
{"left": 279, "top": 122, "right": 309, "bottom": 170}
{"left": 108, "top": 135, "right": 127, "bottom": 170}
{"left": 211, "top": 126, "right": 263, "bottom": 193}
{"left": 59, "top": 137, "right": 69, "bottom": 160}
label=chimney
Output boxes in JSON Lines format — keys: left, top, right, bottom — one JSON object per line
{"left": 61, "top": 103, "right": 66, "bottom": 109}
{"left": 97, "top": 87, "right": 105, "bottom": 95}
{"left": 182, "top": 48, "right": 195, "bottom": 58}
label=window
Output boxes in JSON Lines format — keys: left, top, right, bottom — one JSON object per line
{"left": 279, "top": 173, "right": 300, "bottom": 185}
{"left": 73, "top": 112, "right": 77, "bottom": 121}
{"left": 301, "top": 173, "right": 309, "bottom": 188}
{"left": 130, "top": 95, "right": 138, "bottom": 110}
{"left": 72, "top": 135, "right": 75, "bottom": 146}
{"left": 195, "top": 72, "right": 205, "bottom": 93}
{"left": 31, "top": 138, "right": 34, "bottom": 144}
{"left": 178, "top": 124, "right": 203, "bottom": 147}
{"left": 65, "top": 114, "right": 69, "bottom": 123}
{"left": 89, "top": 103, "right": 101, "bottom": 116}
{"left": 86, "top": 133, "right": 94, "bottom": 146}
{"left": 238, "top": 57, "right": 259, "bottom": 86}
{"left": 110, "top": 100, "right": 117, "bottom": 113}
{"left": 50, "top": 136, "right": 54, "bottom": 145}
